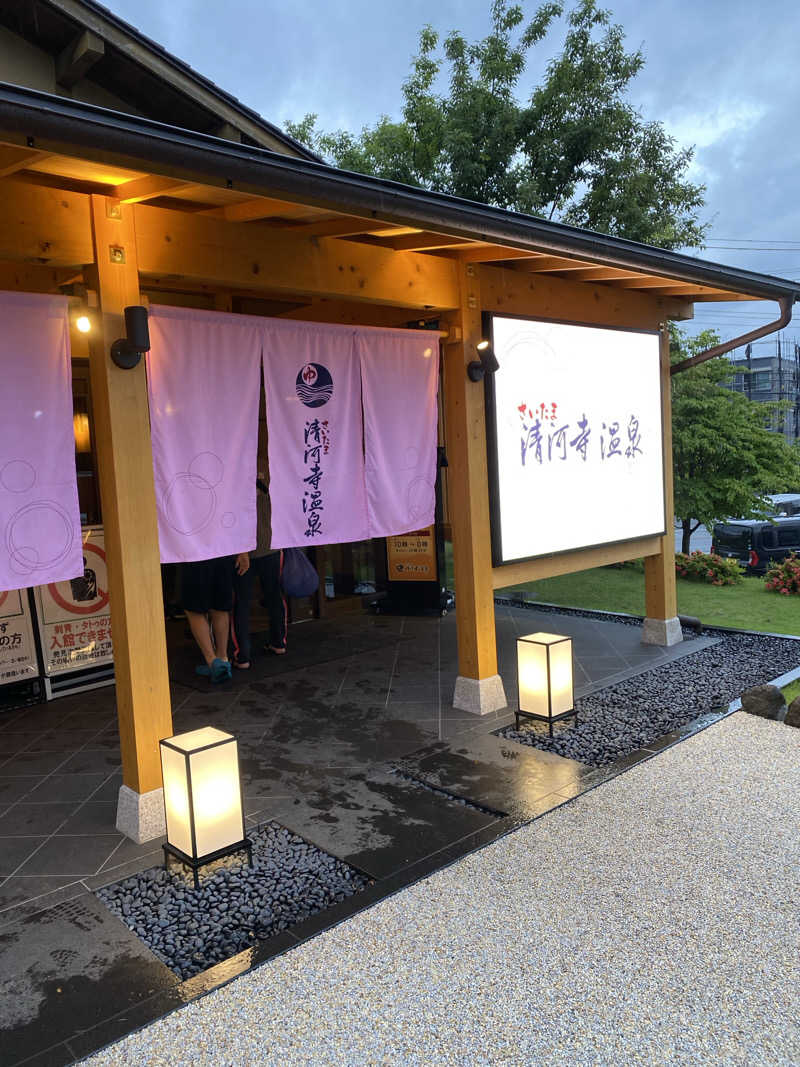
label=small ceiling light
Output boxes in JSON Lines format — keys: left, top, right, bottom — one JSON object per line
{"left": 467, "top": 340, "right": 500, "bottom": 382}
{"left": 75, "top": 315, "right": 91, "bottom": 334}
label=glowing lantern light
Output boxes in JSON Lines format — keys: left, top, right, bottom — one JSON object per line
{"left": 159, "top": 727, "right": 251, "bottom": 888}
{"left": 516, "top": 632, "right": 576, "bottom": 737}
{"left": 75, "top": 314, "right": 91, "bottom": 334}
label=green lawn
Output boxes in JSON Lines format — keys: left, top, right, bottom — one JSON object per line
{"left": 496, "top": 566, "right": 798, "bottom": 636}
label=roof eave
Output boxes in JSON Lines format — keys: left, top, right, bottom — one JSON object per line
{"left": 0, "top": 83, "right": 797, "bottom": 307}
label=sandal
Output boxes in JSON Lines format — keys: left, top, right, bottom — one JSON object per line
{"left": 266, "top": 644, "right": 287, "bottom": 656}
{"left": 233, "top": 657, "right": 250, "bottom": 670}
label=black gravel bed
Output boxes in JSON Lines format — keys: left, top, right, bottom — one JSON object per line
{"left": 96, "top": 821, "right": 370, "bottom": 980}
{"left": 497, "top": 630, "right": 800, "bottom": 767}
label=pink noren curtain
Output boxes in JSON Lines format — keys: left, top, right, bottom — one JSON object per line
{"left": 0, "top": 292, "right": 82, "bottom": 592}
{"left": 357, "top": 327, "right": 439, "bottom": 538}
{"left": 147, "top": 305, "right": 262, "bottom": 563}
{"left": 262, "top": 320, "right": 368, "bottom": 548}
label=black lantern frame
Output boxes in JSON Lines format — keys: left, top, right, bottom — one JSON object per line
{"left": 159, "top": 731, "right": 252, "bottom": 890}
{"left": 515, "top": 632, "right": 578, "bottom": 737}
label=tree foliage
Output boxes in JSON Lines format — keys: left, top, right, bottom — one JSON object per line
{"left": 286, "top": 0, "right": 707, "bottom": 249}
{"left": 671, "top": 327, "right": 800, "bottom": 553}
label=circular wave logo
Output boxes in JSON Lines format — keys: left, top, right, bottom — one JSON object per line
{"left": 296, "top": 363, "right": 333, "bottom": 408}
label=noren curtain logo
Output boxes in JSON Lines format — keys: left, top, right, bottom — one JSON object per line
{"left": 296, "top": 363, "right": 333, "bottom": 408}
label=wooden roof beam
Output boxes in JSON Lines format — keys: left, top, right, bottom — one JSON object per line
{"left": 202, "top": 198, "right": 322, "bottom": 222}
{"left": 514, "top": 254, "right": 592, "bottom": 272}
{"left": 378, "top": 233, "right": 473, "bottom": 252}
{"left": 56, "top": 30, "right": 105, "bottom": 89}
{"left": 114, "top": 175, "right": 198, "bottom": 203}
{"left": 0, "top": 145, "right": 50, "bottom": 177}
{"left": 454, "top": 247, "right": 544, "bottom": 264}
{"left": 557, "top": 266, "right": 643, "bottom": 282}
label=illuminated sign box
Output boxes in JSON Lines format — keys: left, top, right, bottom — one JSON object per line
{"left": 485, "top": 315, "right": 666, "bottom": 566}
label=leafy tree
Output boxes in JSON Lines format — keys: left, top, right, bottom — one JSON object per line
{"left": 286, "top": 0, "right": 707, "bottom": 249}
{"left": 671, "top": 327, "right": 800, "bottom": 553}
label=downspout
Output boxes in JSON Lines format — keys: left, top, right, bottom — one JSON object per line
{"left": 670, "top": 295, "right": 797, "bottom": 375}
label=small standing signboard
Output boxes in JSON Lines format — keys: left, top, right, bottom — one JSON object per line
{"left": 33, "top": 525, "right": 114, "bottom": 696}
{"left": 0, "top": 587, "right": 38, "bottom": 687}
{"left": 386, "top": 526, "right": 438, "bottom": 582}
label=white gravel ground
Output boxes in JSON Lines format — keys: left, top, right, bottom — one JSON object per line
{"left": 84, "top": 713, "right": 800, "bottom": 1067}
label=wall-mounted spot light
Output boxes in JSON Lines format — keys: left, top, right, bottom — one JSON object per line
{"left": 110, "top": 305, "right": 150, "bottom": 369}
{"left": 75, "top": 314, "right": 92, "bottom": 334}
{"left": 467, "top": 339, "right": 500, "bottom": 382}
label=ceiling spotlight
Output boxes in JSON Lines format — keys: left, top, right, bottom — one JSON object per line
{"left": 75, "top": 314, "right": 91, "bottom": 334}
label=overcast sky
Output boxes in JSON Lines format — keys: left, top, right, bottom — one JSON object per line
{"left": 108, "top": 0, "right": 800, "bottom": 353}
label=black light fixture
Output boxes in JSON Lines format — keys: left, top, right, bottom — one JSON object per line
{"left": 110, "top": 305, "right": 150, "bottom": 369}
{"left": 467, "top": 339, "right": 500, "bottom": 382}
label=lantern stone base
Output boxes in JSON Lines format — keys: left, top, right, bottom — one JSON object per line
{"left": 116, "top": 784, "right": 166, "bottom": 843}
{"left": 453, "top": 674, "right": 507, "bottom": 716}
{"left": 642, "top": 615, "right": 683, "bottom": 647}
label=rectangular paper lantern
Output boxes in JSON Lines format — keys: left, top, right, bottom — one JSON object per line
{"left": 160, "top": 727, "right": 248, "bottom": 881}
{"left": 516, "top": 632, "right": 575, "bottom": 735}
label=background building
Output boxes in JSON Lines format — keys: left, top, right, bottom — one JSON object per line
{"left": 726, "top": 337, "right": 800, "bottom": 442}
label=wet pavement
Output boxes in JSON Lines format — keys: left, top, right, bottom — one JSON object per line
{"left": 0, "top": 606, "right": 720, "bottom": 1066}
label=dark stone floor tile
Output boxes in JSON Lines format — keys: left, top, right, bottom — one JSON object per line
{"left": 85, "top": 774, "right": 122, "bottom": 804}
{"left": 56, "top": 751, "right": 121, "bottom": 776}
{"left": 25, "top": 775, "right": 108, "bottom": 805}
{"left": 395, "top": 733, "right": 582, "bottom": 822}
{"left": 91, "top": 837, "right": 165, "bottom": 879}
{"left": 16, "top": 834, "right": 123, "bottom": 878}
{"left": 259, "top": 768, "right": 498, "bottom": 880}
{"left": 0, "top": 893, "right": 179, "bottom": 1067}
{"left": 4, "top": 1040, "right": 77, "bottom": 1066}
{"left": 65, "top": 987, "right": 186, "bottom": 1061}
{"left": 0, "top": 733, "right": 42, "bottom": 758}
{"left": 0, "top": 837, "right": 46, "bottom": 875}
{"left": 0, "top": 880, "right": 86, "bottom": 929}
{"left": 0, "top": 776, "right": 40, "bottom": 802}
{"left": 55, "top": 802, "right": 118, "bottom": 837}
{"left": 0, "top": 752, "right": 73, "bottom": 777}
{"left": 0, "top": 804, "right": 77, "bottom": 837}
{"left": 22, "top": 729, "right": 104, "bottom": 754}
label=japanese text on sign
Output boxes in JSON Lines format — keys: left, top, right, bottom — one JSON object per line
{"left": 303, "top": 418, "right": 329, "bottom": 539}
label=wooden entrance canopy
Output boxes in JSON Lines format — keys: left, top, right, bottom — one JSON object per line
{"left": 0, "top": 82, "right": 796, "bottom": 838}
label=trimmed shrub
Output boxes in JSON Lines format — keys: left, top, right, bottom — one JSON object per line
{"left": 764, "top": 553, "right": 800, "bottom": 595}
{"left": 675, "top": 550, "right": 743, "bottom": 586}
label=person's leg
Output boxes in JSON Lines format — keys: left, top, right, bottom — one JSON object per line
{"left": 185, "top": 610, "right": 215, "bottom": 666}
{"left": 231, "top": 565, "right": 255, "bottom": 667}
{"left": 259, "top": 552, "right": 287, "bottom": 652}
{"left": 209, "top": 610, "right": 230, "bottom": 663}
{"left": 207, "top": 557, "right": 235, "bottom": 681}
{"left": 180, "top": 561, "right": 216, "bottom": 671}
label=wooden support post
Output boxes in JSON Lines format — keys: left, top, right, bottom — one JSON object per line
{"left": 85, "top": 195, "right": 173, "bottom": 840}
{"left": 442, "top": 264, "right": 506, "bottom": 714}
{"left": 643, "top": 326, "right": 682, "bottom": 646}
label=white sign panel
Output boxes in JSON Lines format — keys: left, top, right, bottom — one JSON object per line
{"left": 0, "top": 588, "right": 38, "bottom": 686}
{"left": 488, "top": 316, "right": 665, "bottom": 564}
{"left": 33, "top": 526, "right": 113, "bottom": 675}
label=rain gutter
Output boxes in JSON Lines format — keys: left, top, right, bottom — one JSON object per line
{"left": 670, "top": 295, "right": 797, "bottom": 375}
